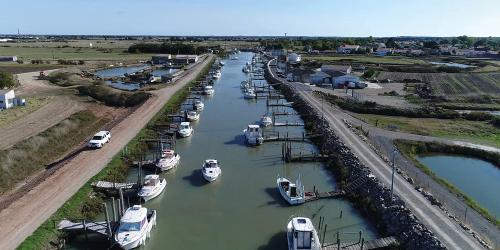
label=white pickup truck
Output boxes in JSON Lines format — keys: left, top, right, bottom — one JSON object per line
{"left": 87, "top": 131, "right": 111, "bottom": 149}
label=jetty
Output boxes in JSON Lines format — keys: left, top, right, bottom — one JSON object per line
{"left": 321, "top": 236, "right": 398, "bottom": 250}
{"left": 304, "top": 190, "right": 344, "bottom": 203}
{"left": 91, "top": 181, "right": 137, "bottom": 191}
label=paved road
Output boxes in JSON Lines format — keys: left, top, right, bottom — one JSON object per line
{"left": 0, "top": 55, "right": 213, "bottom": 250}
{"left": 268, "top": 62, "right": 483, "bottom": 249}
{"left": 292, "top": 82, "right": 483, "bottom": 249}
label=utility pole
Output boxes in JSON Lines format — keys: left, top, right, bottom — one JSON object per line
{"left": 390, "top": 147, "right": 398, "bottom": 201}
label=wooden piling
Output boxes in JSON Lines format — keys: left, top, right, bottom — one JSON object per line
{"left": 111, "top": 197, "right": 117, "bottom": 222}
{"left": 119, "top": 188, "right": 125, "bottom": 214}
{"left": 322, "top": 224, "right": 327, "bottom": 247}
{"left": 103, "top": 202, "right": 113, "bottom": 242}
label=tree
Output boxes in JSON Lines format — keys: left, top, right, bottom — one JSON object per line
{"left": 0, "top": 72, "right": 17, "bottom": 89}
{"left": 457, "top": 35, "right": 474, "bottom": 47}
{"left": 385, "top": 38, "right": 397, "bottom": 48}
{"left": 473, "top": 39, "right": 486, "bottom": 47}
{"left": 439, "top": 39, "right": 450, "bottom": 45}
{"left": 423, "top": 41, "right": 439, "bottom": 49}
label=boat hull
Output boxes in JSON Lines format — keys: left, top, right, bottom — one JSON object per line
{"left": 156, "top": 155, "right": 180, "bottom": 172}
{"left": 139, "top": 179, "right": 166, "bottom": 202}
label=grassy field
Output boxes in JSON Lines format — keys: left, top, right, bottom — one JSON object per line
{"left": 0, "top": 63, "right": 64, "bottom": 74}
{"left": 18, "top": 57, "right": 216, "bottom": 250}
{"left": 395, "top": 140, "right": 500, "bottom": 228}
{"left": 0, "top": 110, "right": 108, "bottom": 194}
{"left": 0, "top": 46, "right": 153, "bottom": 61}
{"left": 378, "top": 71, "right": 500, "bottom": 97}
{"left": 0, "top": 96, "right": 52, "bottom": 127}
{"left": 355, "top": 113, "right": 500, "bottom": 148}
{"left": 303, "top": 54, "right": 426, "bottom": 65}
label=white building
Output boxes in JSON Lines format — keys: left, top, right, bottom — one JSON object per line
{"left": 0, "top": 56, "right": 17, "bottom": 62}
{"left": 287, "top": 53, "right": 301, "bottom": 64}
{"left": 0, "top": 89, "right": 15, "bottom": 109}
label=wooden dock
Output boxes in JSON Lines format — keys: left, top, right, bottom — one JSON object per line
{"left": 305, "top": 190, "right": 344, "bottom": 202}
{"left": 91, "top": 181, "right": 138, "bottom": 190}
{"left": 273, "top": 121, "right": 304, "bottom": 127}
{"left": 58, "top": 219, "right": 117, "bottom": 237}
{"left": 322, "top": 236, "right": 398, "bottom": 250}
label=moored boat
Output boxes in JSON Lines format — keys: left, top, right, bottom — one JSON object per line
{"left": 186, "top": 110, "right": 200, "bottom": 121}
{"left": 202, "top": 85, "right": 215, "bottom": 95}
{"left": 178, "top": 122, "right": 193, "bottom": 138}
{"left": 260, "top": 115, "right": 272, "bottom": 127}
{"left": 202, "top": 159, "right": 222, "bottom": 182}
{"left": 286, "top": 217, "right": 321, "bottom": 250}
{"left": 115, "top": 205, "right": 157, "bottom": 250}
{"left": 243, "top": 124, "right": 264, "bottom": 145}
{"left": 277, "top": 175, "right": 305, "bottom": 205}
{"left": 156, "top": 149, "right": 180, "bottom": 171}
{"left": 193, "top": 100, "right": 204, "bottom": 111}
{"left": 138, "top": 175, "right": 166, "bottom": 202}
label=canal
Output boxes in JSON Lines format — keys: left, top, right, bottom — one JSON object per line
{"left": 417, "top": 154, "right": 500, "bottom": 218}
{"left": 69, "top": 52, "right": 376, "bottom": 249}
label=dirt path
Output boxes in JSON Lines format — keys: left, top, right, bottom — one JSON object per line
{"left": 0, "top": 55, "right": 213, "bottom": 250}
{"left": 15, "top": 69, "right": 61, "bottom": 96}
{"left": 0, "top": 96, "right": 85, "bottom": 150}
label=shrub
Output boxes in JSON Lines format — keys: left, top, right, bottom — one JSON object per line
{"left": 491, "top": 116, "right": 500, "bottom": 128}
{"left": 0, "top": 72, "right": 17, "bottom": 89}
{"left": 77, "top": 85, "right": 150, "bottom": 107}
{"left": 464, "top": 112, "right": 493, "bottom": 121}
{"left": 362, "top": 68, "right": 376, "bottom": 79}
{"left": 47, "top": 72, "right": 73, "bottom": 86}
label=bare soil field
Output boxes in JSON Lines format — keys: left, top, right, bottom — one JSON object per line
{"left": 377, "top": 71, "right": 500, "bottom": 96}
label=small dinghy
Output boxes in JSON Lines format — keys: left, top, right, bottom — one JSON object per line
{"left": 156, "top": 149, "right": 180, "bottom": 171}
{"left": 115, "top": 205, "right": 157, "bottom": 250}
{"left": 286, "top": 217, "right": 321, "bottom": 250}
{"left": 138, "top": 175, "right": 166, "bottom": 202}
{"left": 202, "top": 159, "right": 221, "bottom": 182}
{"left": 178, "top": 122, "right": 193, "bottom": 138}
{"left": 277, "top": 175, "right": 305, "bottom": 205}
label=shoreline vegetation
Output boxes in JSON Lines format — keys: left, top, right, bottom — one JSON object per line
{"left": 18, "top": 57, "right": 215, "bottom": 250}
{"left": 394, "top": 140, "right": 500, "bottom": 228}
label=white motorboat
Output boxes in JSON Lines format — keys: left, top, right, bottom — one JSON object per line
{"left": 243, "top": 89, "right": 256, "bottom": 99}
{"left": 243, "top": 124, "right": 264, "bottom": 145}
{"left": 277, "top": 175, "right": 305, "bottom": 205}
{"left": 219, "top": 61, "right": 225, "bottom": 66}
{"left": 186, "top": 111, "right": 200, "bottom": 121}
{"left": 138, "top": 175, "right": 166, "bottom": 202}
{"left": 156, "top": 149, "right": 180, "bottom": 171}
{"left": 260, "top": 115, "right": 273, "bottom": 127}
{"left": 115, "top": 205, "right": 157, "bottom": 250}
{"left": 193, "top": 100, "right": 204, "bottom": 111}
{"left": 202, "top": 159, "right": 221, "bottom": 182}
{"left": 286, "top": 217, "right": 321, "bottom": 250}
{"left": 178, "top": 122, "right": 193, "bottom": 138}
{"left": 202, "top": 85, "right": 215, "bottom": 95}
{"left": 213, "top": 71, "right": 221, "bottom": 79}
{"left": 231, "top": 56, "right": 238, "bottom": 60}
{"left": 240, "top": 80, "right": 250, "bottom": 89}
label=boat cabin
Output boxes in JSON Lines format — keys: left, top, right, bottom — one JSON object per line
{"left": 180, "top": 122, "right": 191, "bottom": 130}
{"left": 289, "top": 218, "right": 315, "bottom": 250}
{"left": 247, "top": 124, "right": 261, "bottom": 133}
{"left": 280, "top": 180, "right": 298, "bottom": 198}
{"left": 161, "top": 149, "right": 175, "bottom": 158}
{"left": 118, "top": 205, "right": 148, "bottom": 233}
{"left": 144, "top": 175, "right": 160, "bottom": 187}
{"left": 204, "top": 159, "right": 218, "bottom": 168}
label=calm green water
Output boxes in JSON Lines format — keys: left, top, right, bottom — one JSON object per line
{"left": 68, "top": 52, "right": 376, "bottom": 249}
{"left": 417, "top": 155, "right": 500, "bottom": 217}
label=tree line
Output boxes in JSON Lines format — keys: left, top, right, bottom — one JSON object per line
{"left": 128, "top": 43, "right": 219, "bottom": 54}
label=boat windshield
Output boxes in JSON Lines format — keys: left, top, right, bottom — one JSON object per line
{"left": 295, "top": 231, "right": 312, "bottom": 249}
{"left": 206, "top": 162, "right": 217, "bottom": 168}
{"left": 181, "top": 125, "right": 189, "bottom": 129}
{"left": 118, "top": 222, "right": 141, "bottom": 232}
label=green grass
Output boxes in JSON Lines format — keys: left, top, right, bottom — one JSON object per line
{"left": 0, "top": 63, "right": 64, "bottom": 74}
{"left": 303, "top": 54, "right": 426, "bottom": 65}
{"left": 0, "top": 96, "right": 52, "bottom": 127}
{"left": 0, "top": 110, "right": 108, "bottom": 195}
{"left": 0, "top": 46, "right": 152, "bottom": 61}
{"left": 394, "top": 140, "right": 500, "bottom": 228}
{"left": 355, "top": 113, "right": 500, "bottom": 148}
{"left": 17, "top": 57, "right": 215, "bottom": 250}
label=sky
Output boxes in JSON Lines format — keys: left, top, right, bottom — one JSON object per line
{"left": 1, "top": 0, "right": 499, "bottom": 37}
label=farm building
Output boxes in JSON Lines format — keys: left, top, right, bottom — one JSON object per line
{"left": 333, "top": 75, "right": 365, "bottom": 89}
{"left": 321, "top": 65, "right": 352, "bottom": 77}
{"left": 0, "top": 89, "right": 16, "bottom": 109}
{"left": 310, "top": 71, "right": 332, "bottom": 85}
{"left": 173, "top": 55, "right": 199, "bottom": 64}
{"left": 337, "top": 45, "right": 360, "bottom": 54}
{"left": 0, "top": 56, "right": 17, "bottom": 62}
{"left": 151, "top": 54, "right": 172, "bottom": 64}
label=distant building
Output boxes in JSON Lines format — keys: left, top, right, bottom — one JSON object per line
{"left": 173, "top": 55, "right": 199, "bottom": 64}
{"left": 374, "top": 48, "right": 393, "bottom": 56}
{"left": 151, "top": 54, "right": 172, "bottom": 64}
{"left": 309, "top": 71, "right": 332, "bottom": 85}
{"left": 0, "top": 56, "right": 17, "bottom": 62}
{"left": 333, "top": 75, "right": 365, "bottom": 89}
{"left": 337, "top": 45, "right": 360, "bottom": 54}
{"left": 320, "top": 65, "right": 352, "bottom": 77}
{"left": 0, "top": 89, "right": 16, "bottom": 109}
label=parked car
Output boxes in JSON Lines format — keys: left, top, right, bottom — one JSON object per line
{"left": 87, "top": 131, "right": 111, "bottom": 149}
